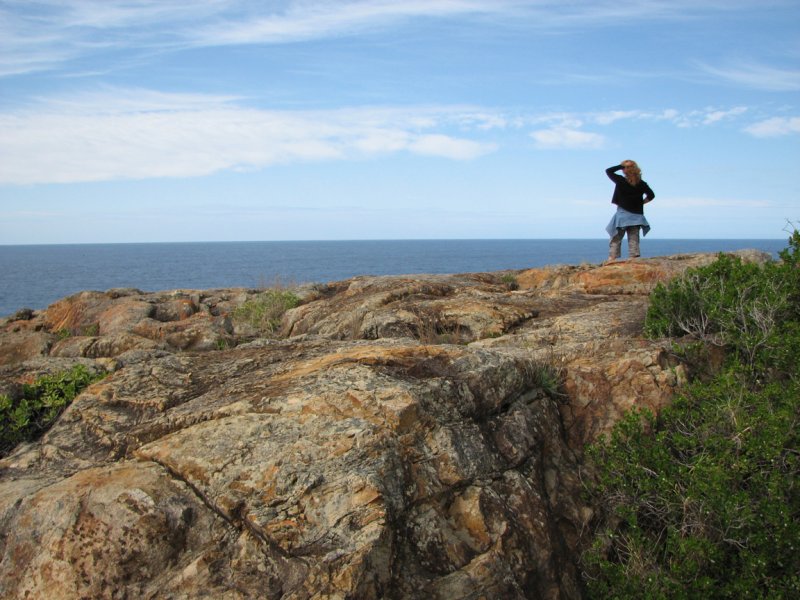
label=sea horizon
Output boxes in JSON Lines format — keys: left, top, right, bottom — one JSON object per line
{"left": 0, "top": 238, "right": 789, "bottom": 317}
{"left": 0, "top": 236, "right": 789, "bottom": 248}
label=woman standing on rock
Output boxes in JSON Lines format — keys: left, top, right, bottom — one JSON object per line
{"left": 605, "top": 160, "right": 655, "bottom": 261}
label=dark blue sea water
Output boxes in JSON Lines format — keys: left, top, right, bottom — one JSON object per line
{"left": 0, "top": 239, "right": 788, "bottom": 317}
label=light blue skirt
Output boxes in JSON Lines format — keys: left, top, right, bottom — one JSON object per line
{"left": 606, "top": 207, "right": 651, "bottom": 237}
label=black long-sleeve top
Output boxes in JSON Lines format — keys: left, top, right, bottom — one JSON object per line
{"left": 606, "top": 165, "right": 655, "bottom": 215}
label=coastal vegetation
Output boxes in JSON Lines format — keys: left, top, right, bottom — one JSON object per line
{"left": 582, "top": 229, "right": 800, "bottom": 598}
{"left": 0, "top": 364, "right": 106, "bottom": 457}
{"left": 231, "top": 288, "right": 301, "bottom": 336}
{"left": 500, "top": 273, "right": 520, "bottom": 290}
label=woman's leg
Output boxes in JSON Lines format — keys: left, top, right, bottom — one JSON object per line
{"left": 627, "top": 226, "right": 641, "bottom": 257}
{"left": 609, "top": 228, "right": 624, "bottom": 260}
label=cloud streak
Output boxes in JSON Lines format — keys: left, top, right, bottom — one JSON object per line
{"left": 697, "top": 61, "right": 800, "bottom": 92}
{"left": 0, "top": 86, "right": 770, "bottom": 185}
{"left": 525, "top": 106, "right": 753, "bottom": 149}
{"left": 192, "top": 0, "right": 512, "bottom": 46}
{"left": 530, "top": 127, "right": 605, "bottom": 150}
{"left": 191, "top": 0, "right": 787, "bottom": 47}
{"left": 1, "top": 1, "right": 785, "bottom": 77}
{"left": 744, "top": 116, "right": 800, "bottom": 137}
{"left": 0, "top": 91, "right": 497, "bottom": 184}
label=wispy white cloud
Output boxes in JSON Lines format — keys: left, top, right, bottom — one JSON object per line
{"left": 702, "top": 106, "right": 749, "bottom": 125}
{"left": 530, "top": 127, "right": 605, "bottom": 150}
{"left": 744, "top": 116, "right": 800, "bottom": 137}
{"left": 697, "top": 61, "right": 800, "bottom": 91}
{"left": 37, "top": 87, "right": 245, "bottom": 115}
{"left": 529, "top": 106, "right": 751, "bottom": 139}
{"left": 408, "top": 134, "right": 495, "bottom": 159}
{"left": 208, "top": 0, "right": 743, "bottom": 47}
{"left": 2, "top": 87, "right": 772, "bottom": 185}
{"left": 0, "top": 1, "right": 207, "bottom": 76}
{"left": 1, "top": 1, "right": 785, "bottom": 77}
{"left": 192, "top": 0, "right": 514, "bottom": 46}
{"left": 0, "top": 17, "right": 76, "bottom": 77}
{"left": 0, "top": 1, "right": 484, "bottom": 75}
{"left": 587, "top": 106, "right": 752, "bottom": 128}
{"left": 592, "top": 110, "right": 644, "bottom": 126}
{"left": 0, "top": 89, "right": 498, "bottom": 185}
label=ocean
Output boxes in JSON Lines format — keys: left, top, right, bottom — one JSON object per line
{"left": 0, "top": 239, "right": 788, "bottom": 317}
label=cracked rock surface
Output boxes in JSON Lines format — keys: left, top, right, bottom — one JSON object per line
{"left": 0, "top": 251, "right": 771, "bottom": 599}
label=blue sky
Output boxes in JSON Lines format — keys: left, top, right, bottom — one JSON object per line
{"left": 1, "top": 0, "right": 798, "bottom": 244}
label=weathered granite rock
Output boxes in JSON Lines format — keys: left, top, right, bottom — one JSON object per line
{"left": 0, "top": 250, "right": 773, "bottom": 599}
{"left": 1, "top": 288, "right": 250, "bottom": 363}
{"left": 1, "top": 340, "right": 585, "bottom": 598}
{"left": 475, "top": 251, "right": 771, "bottom": 446}
{"left": 284, "top": 274, "right": 537, "bottom": 343}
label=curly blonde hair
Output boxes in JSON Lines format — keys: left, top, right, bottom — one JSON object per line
{"left": 622, "top": 160, "right": 642, "bottom": 186}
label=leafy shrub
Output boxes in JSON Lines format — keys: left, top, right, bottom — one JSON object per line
{"left": 583, "top": 229, "right": 800, "bottom": 598}
{"left": 645, "top": 230, "right": 800, "bottom": 377}
{"left": 583, "top": 376, "right": 799, "bottom": 599}
{"left": 232, "top": 289, "right": 301, "bottom": 336}
{"left": 0, "top": 364, "right": 106, "bottom": 456}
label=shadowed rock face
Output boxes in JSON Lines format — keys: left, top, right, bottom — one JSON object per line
{"left": 0, "top": 251, "right": 772, "bottom": 599}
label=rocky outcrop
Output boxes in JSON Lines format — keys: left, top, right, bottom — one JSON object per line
{"left": 0, "top": 251, "right": 772, "bottom": 599}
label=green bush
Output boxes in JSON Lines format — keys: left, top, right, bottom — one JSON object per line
{"left": 583, "top": 376, "right": 799, "bottom": 599}
{"left": 232, "top": 289, "right": 301, "bottom": 336}
{"left": 644, "top": 230, "right": 800, "bottom": 377}
{"left": 0, "top": 364, "right": 106, "bottom": 456}
{"left": 583, "top": 230, "right": 800, "bottom": 598}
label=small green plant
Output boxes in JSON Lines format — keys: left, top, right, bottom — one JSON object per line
{"left": 82, "top": 323, "right": 100, "bottom": 337}
{"left": 215, "top": 337, "right": 233, "bottom": 350}
{"left": 500, "top": 273, "right": 519, "bottom": 291}
{"left": 232, "top": 289, "right": 301, "bottom": 336}
{"left": 411, "top": 306, "right": 472, "bottom": 345}
{"left": 55, "top": 327, "right": 72, "bottom": 340}
{"left": 525, "top": 361, "right": 564, "bottom": 398}
{"left": 1, "top": 364, "right": 106, "bottom": 456}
